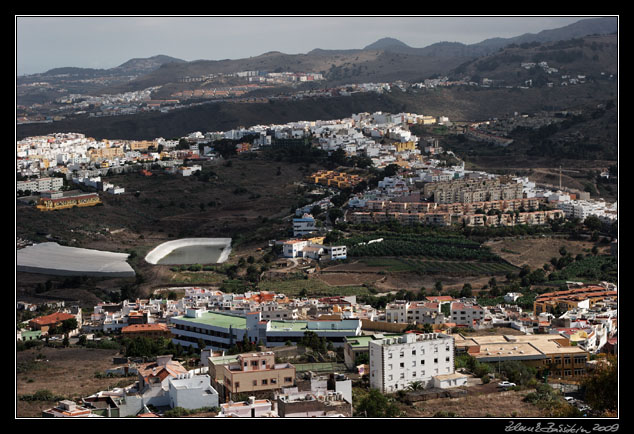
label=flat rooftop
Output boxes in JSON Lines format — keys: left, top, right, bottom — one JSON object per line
{"left": 173, "top": 311, "right": 247, "bottom": 329}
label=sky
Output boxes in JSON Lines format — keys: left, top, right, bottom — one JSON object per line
{"left": 15, "top": 15, "right": 603, "bottom": 76}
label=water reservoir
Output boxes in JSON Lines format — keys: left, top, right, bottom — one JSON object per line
{"left": 144, "top": 238, "right": 232, "bottom": 265}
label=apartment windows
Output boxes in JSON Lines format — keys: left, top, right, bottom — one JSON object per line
{"left": 400, "top": 362, "right": 404, "bottom": 368}
{"left": 434, "top": 358, "right": 438, "bottom": 364}
{"left": 400, "top": 352, "right": 404, "bottom": 358}
{"left": 412, "top": 349, "right": 416, "bottom": 355}
{"left": 445, "top": 356, "right": 450, "bottom": 362}
{"left": 412, "top": 361, "right": 416, "bottom": 367}
{"left": 420, "top": 360, "right": 425, "bottom": 365}
{"left": 262, "top": 379, "right": 268, "bottom": 385}
{"left": 235, "top": 382, "right": 240, "bottom": 389}
{"left": 253, "top": 380, "right": 257, "bottom": 386}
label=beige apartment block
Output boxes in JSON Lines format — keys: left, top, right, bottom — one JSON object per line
{"left": 221, "top": 352, "right": 296, "bottom": 397}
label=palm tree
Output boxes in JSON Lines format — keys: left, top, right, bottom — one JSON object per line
{"left": 407, "top": 381, "right": 425, "bottom": 392}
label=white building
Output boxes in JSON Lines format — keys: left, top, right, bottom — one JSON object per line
{"left": 292, "top": 214, "right": 317, "bottom": 237}
{"left": 168, "top": 373, "right": 219, "bottom": 410}
{"left": 282, "top": 240, "right": 309, "bottom": 258}
{"left": 17, "top": 176, "right": 64, "bottom": 193}
{"left": 369, "top": 333, "right": 456, "bottom": 393}
{"left": 451, "top": 302, "right": 485, "bottom": 327}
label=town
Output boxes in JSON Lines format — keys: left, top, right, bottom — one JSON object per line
{"left": 16, "top": 109, "right": 617, "bottom": 419}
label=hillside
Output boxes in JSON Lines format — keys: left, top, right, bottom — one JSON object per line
{"left": 17, "top": 75, "right": 617, "bottom": 141}
{"left": 449, "top": 34, "right": 618, "bottom": 85}
{"left": 87, "top": 17, "right": 619, "bottom": 95}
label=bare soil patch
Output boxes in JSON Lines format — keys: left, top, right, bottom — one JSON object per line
{"left": 16, "top": 346, "right": 125, "bottom": 418}
{"left": 402, "top": 388, "right": 543, "bottom": 418}
{"left": 485, "top": 237, "right": 603, "bottom": 269}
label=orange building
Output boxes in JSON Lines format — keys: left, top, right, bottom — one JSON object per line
{"left": 121, "top": 323, "right": 172, "bottom": 339}
{"left": 29, "top": 312, "right": 76, "bottom": 334}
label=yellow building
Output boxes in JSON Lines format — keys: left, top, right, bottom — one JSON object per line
{"left": 533, "top": 286, "right": 618, "bottom": 316}
{"left": 36, "top": 191, "right": 101, "bottom": 211}
{"left": 394, "top": 141, "right": 417, "bottom": 152}
{"left": 453, "top": 333, "right": 590, "bottom": 381}
{"left": 129, "top": 140, "right": 157, "bottom": 151}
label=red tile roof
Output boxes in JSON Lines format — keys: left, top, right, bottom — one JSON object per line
{"left": 121, "top": 323, "right": 169, "bottom": 333}
{"left": 29, "top": 312, "right": 75, "bottom": 326}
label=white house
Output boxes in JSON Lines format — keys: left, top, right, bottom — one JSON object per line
{"left": 168, "top": 373, "right": 219, "bottom": 410}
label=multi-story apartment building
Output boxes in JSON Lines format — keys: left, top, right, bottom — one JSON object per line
{"left": 533, "top": 285, "right": 618, "bottom": 316}
{"left": 423, "top": 176, "right": 523, "bottom": 204}
{"left": 369, "top": 333, "right": 456, "bottom": 393}
{"left": 292, "top": 214, "right": 317, "bottom": 237}
{"left": 385, "top": 301, "right": 442, "bottom": 324}
{"left": 219, "top": 352, "right": 296, "bottom": 398}
{"left": 451, "top": 302, "right": 485, "bottom": 327}
{"left": 17, "top": 176, "right": 64, "bottom": 193}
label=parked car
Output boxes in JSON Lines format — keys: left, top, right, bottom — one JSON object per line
{"left": 497, "top": 381, "right": 516, "bottom": 388}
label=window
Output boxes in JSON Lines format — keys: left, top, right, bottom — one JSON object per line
{"left": 253, "top": 380, "right": 257, "bottom": 386}
{"left": 262, "top": 379, "right": 268, "bottom": 385}
{"left": 400, "top": 362, "right": 404, "bottom": 368}
{"left": 284, "top": 377, "right": 293, "bottom": 383}
{"left": 420, "top": 360, "right": 425, "bottom": 365}
{"left": 235, "top": 382, "right": 240, "bottom": 388}
{"left": 388, "top": 375, "right": 393, "bottom": 381}
{"left": 388, "top": 353, "right": 393, "bottom": 359}
{"left": 412, "top": 361, "right": 416, "bottom": 367}
{"left": 271, "top": 378, "right": 277, "bottom": 384}
{"left": 412, "top": 349, "right": 416, "bottom": 355}
{"left": 412, "top": 371, "right": 416, "bottom": 377}
{"left": 434, "top": 358, "right": 438, "bottom": 364}
{"left": 400, "top": 373, "right": 405, "bottom": 379}
{"left": 262, "top": 360, "right": 267, "bottom": 366}
{"left": 446, "top": 356, "right": 450, "bottom": 362}
{"left": 400, "top": 352, "right": 404, "bottom": 358}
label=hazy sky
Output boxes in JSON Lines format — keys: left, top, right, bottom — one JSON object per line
{"left": 16, "top": 15, "right": 602, "bottom": 76}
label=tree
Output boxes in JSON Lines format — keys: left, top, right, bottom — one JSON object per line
{"left": 60, "top": 318, "right": 78, "bottom": 334}
{"left": 356, "top": 389, "right": 400, "bottom": 417}
{"left": 460, "top": 283, "right": 473, "bottom": 298}
{"left": 581, "top": 356, "right": 617, "bottom": 415}
{"left": 434, "top": 281, "right": 443, "bottom": 293}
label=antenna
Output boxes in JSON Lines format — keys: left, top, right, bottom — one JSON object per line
{"left": 559, "top": 166, "right": 562, "bottom": 190}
